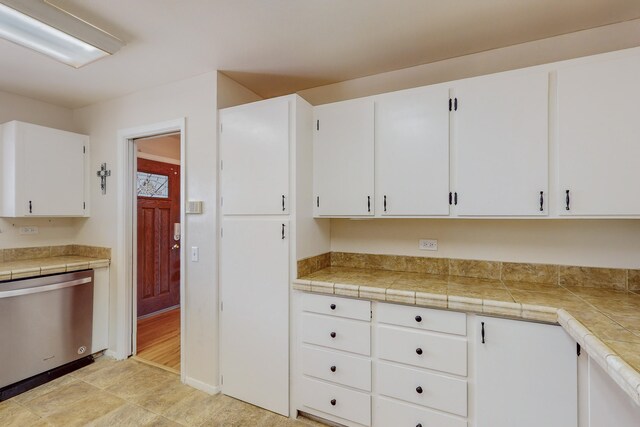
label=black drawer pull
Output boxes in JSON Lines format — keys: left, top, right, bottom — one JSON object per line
{"left": 416, "top": 348, "right": 423, "bottom": 355}
{"left": 539, "top": 191, "right": 544, "bottom": 211}
{"left": 330, "top": 365, "right": 336, "bottom": 372}
{"left": 384, "top": 195, "right": 387, "bottom": 212}
{"left": 330, "top": 399, "right": 336, "bottom": 406}
{"left": 481, "top": 321, "right": 486, "bottom": 344}
{"left": 367, "top": 195, "right": 371, "bottom": 212}
{"left": 415, "top": 315, "right": 422, "bottom": 322}
{"left": 330, "top": 303, "right": 336, "bottom": 310}
{"left": 565, "top": 190, "right": 570, "bottom": 211}
{"left": 416, "top": 386, "right": 423, "bottom": 394}
{"left": 330, "top": 332, "right": 336, "bottom": 338}
{"left": 282, "top": 195, "right": 285, "bottom": 211}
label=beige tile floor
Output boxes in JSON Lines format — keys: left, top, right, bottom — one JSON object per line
{"left": 0, "top": 357, "right": 325, "bottom": 427}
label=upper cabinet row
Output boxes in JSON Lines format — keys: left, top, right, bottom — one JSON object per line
{"left": 0, "top": 121, "right": 89, "bottom": 217}
{"left": 313, "top": 51, "right": 640, "bottom": 218}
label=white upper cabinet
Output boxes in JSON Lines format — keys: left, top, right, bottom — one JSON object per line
{"left": 452, "top": 71, "right": 549, "bottom": 216}
{"left": 557, "top": 54, "right": 640, "bottom": 216}
{"left": 314, "top": 98, "right": 374, "bottom": 216}
{"left": 376, "top": 85, "right": 450, "bottom": 216}
{"left": 220, "top": 97, "right": 290, "bottom": 215}
{"left": 0, "top": 121, "right": 88, "bottom": 217}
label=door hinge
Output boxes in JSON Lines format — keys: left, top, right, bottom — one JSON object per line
{"left": 220, "top": 228, "right": 223, "bottom": 238}
{"left": 316, "top": 120, "right": 319, "bottom": 131}
{"left": 577, "top": 343, "right": 581, "bottom": 356}
{"left": 220, "top": 301, "right": 223, "bottom": 311}
{"left": 220, "top": 123, "right": 223, "bottom": 133}
{"left": 220, "top": 375, "right": 223, "bottom": 385}
{"left": 220, "top": 160, "right": 223, "bottom": 170}
{"left": 316, "top": 196, "right": 319, "bottom": 208}
{"left": 83, "top": 202, "right": 86, "bottom": 210}
{"left": 83, "top": 146, "right": 86, "bottom": 154}
{"left": 220, "top": 196, "right": 223, "bottom": 207}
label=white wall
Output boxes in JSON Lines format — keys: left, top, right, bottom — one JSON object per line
{"left": 298, "top": 19, "right": 640, "bottom": 270}
{"left": 298, "top": 18, "right": 640, "bottom": 105}
{"left": 73, "top": 72, "right": 219, "bottom": 390}
{"left": 0, "top": 90, "right": 84, "bottom": 248}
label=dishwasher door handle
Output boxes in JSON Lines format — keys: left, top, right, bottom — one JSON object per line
{"left": 0, "top": 277, "right": 92, "bottom": 299}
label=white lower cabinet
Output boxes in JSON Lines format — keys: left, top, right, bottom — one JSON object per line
{"left": 375, "top": 396, "right": 467, "bottom": 427}
{"left": 474, "top": 316, "right": 577, "bottom": 427}
{"left": 302, "top": 378, "right": 372, "bottom": 426}
{"left": 302, "top": 346, "right": 372, "bottom": 391}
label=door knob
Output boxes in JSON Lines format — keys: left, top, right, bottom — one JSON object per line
{"left": 172, "top": 244, "right": 180, "bottom": 250}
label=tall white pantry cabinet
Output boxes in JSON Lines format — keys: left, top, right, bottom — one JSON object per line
{"left": 218, "top": 94, "right": 329, "bottom": 416}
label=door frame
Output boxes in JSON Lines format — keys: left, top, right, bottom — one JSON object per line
{"left": 116, "top": 118, "right": 186, "bottom": 382}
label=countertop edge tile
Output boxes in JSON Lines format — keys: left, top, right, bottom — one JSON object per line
{"left": 334, "top": 283, "right": 359, "bottom": 297}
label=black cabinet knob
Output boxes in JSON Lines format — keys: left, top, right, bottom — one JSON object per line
{"left": 330, "top": 399, "right": 337, "bottom": 406}
{"left": 416, "top": 386, "right": 423, "bottom": 394}
{"left": 415, "top": 315, "right": 422, "bottom": 322}
{"left": 416, "top": 424, "right": 422, "bottom": 427}
{"left": 416, "top": 348, "right": 423, "bottom": 355}
{"left": 330, "top": 332, "right": 336, "bottom": 338}
{"left": 330, "top": 304, "right": 336, "bottom": 310}
{"left": 330, "top": 365, "right": 336, "bottom": 372}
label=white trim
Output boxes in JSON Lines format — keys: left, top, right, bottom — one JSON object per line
{"left": 185, "top": 376, "right": 221, "bottom": 395}
{"left": 137, "top": 152, "right": 180, "bottom": 165}
{"left": 116, "top": 118, "right": 187, "bottom": 385}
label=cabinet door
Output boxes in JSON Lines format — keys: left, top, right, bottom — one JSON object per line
{"left": 220, "top": 98, "right": 290, "bottom": 215}
{"left": 588, "top": 356, "right": 640, "bottom": 427}
{"left": 475, "top": 316, "right": 577, "bottom": 427}
{"left": 376, "top": 86, "right": 450, "bottom": 216}
{"left": 314, "top": 98, "right": 374, "bottom": 216}
{"left": 453, "top": 71, "right": 548, "bottom": 216}
{"left": 557, "top": 55, "right": 640, "bottom": 216}
{"left": 220, "top": 219, "right": 289, "bottom": 415}
{"left": 21, "top": 124, "right": 86, "bottom": 216}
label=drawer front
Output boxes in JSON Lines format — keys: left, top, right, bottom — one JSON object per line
{"left": 377, "top": 325, "right": 467, "bottom": 376}
{"left": 377, "top": 303, "right": 466, "bottom": 336}
{"left": 302, "top": 377, "right": 371, "bottom": 426}
{"left": 303, "top": 293, "right": 371, "bottom": 321}
{"left": 375, "top": 396, "right": 467, "bottom": 427}
{"left": 302, "top": 313, "right": 371, "bottom": 356}
{"left": 377, "top": 362, "right": 467, "bottom": 417}
{"left": 302, "top": 345, "right": 372, "bottom": 391}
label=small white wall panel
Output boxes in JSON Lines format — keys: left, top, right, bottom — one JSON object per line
{"left": 453, "top": 71, "right": 548, "bottom": 216}
{"left": 314, "top": 98, "right": 374, "bottom": 216}
{"left": 557, "top": 54, "right": 640, "bottom": 216}
{"left": 220, "top": 98, "right": 290, "bottom": 215}
{"left": 220, "top": 219, "right": 289, "bottom": 415}
{"left": 474, "top": 316, "right": 577, "bottom": 427}
{"left": 376, "top": 85, "right": 450, "bottom": 216}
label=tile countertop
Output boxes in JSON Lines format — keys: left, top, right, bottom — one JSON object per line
{"left": 0, "top": 256, "right": 111, "bottom": 281}
{"left": 293, "top": 266, "right": 640, "bottom": 406}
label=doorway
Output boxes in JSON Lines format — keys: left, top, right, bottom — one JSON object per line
{"left": 134, "top": 133, "right": 182, "bottom": 372}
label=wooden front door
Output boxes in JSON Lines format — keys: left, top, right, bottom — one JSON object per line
{"left": 137, "top": 158, "right": 180, "bottom": 317}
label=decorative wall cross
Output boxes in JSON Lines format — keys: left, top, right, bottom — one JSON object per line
{"left": 96, "top": 163, "right": 111, "bottom": 195}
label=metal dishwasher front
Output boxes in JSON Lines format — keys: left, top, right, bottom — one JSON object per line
{"left": 0, "top": 270, "right": 94, "bottom": 388}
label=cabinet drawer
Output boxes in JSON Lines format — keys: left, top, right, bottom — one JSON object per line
{"left": 302, "top": 345, "right": 371, "bottom": 391}
{"left": 378, "top": 303, "right": 466, "bottom": 335}
{"left": 303, "top": 293, "right": 371, "bottom": 321}
{"left": 375, "top": 396, "right": 467, "bottom": 427}
{"left": 302, "top": 313, "right": 371, "bottom": 356}
{"left": 377, "top": 362, "right": 467, "bottom": 417}
{"left": 377, "top": 325, "right": 467, "bottom": 376}
{"left": 302, "top": 377, "right": 371, "bottom": 426}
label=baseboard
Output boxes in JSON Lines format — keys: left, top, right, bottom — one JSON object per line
{"left": 185, "top": 376, "right": 220, "bottom": 395}
{"left": 103, "top": 349, "right": 122, "bottom": 360}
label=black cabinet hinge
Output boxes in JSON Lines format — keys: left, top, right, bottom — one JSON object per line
{"left": 316, "top": 196, "right": 319, "bottom": 208}
{"left": 316, "top": 120, "right": 319, "bottom": 131}
{"left": 577, "top": 343, "right": 581, "bottom": 356}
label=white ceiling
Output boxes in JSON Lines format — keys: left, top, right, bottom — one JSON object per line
{"left": 1, "top": 0, "right": 639, "bottom": 109}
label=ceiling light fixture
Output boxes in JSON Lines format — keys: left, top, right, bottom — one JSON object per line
{"left": 0, "top": 0, "right": 124, "bottom": 68}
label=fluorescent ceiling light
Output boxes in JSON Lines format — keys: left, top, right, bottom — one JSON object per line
{"left": 0, "top": 0, "right": 124, "bottom": 68}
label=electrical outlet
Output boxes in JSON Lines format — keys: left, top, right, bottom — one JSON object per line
{"left": 419, "top": 239, "right": 438, "bottom": 251}
{"left": 19, "top": 226, "right": 39, "bottom": 235}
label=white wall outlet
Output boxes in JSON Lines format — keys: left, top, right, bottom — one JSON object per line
{"left": 19, "top": 226, "right": 39, "bottom": 235}
{"left": 419, "top": 239, "right": 438, "bottom": 251}
{"left": 191, "top": 246, "right": 199, "bottom": 262}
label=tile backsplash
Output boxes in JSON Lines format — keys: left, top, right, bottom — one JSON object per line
{"left": 0, "top": 245, "right": 111, "bottom": 263}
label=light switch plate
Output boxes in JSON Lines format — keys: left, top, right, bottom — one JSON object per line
{"left": 191, "top": 246, "right": 199, "bottom": 262}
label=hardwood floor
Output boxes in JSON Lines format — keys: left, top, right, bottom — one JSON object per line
{"left": 136, "top": 308, "right": 180, "bottom": 372}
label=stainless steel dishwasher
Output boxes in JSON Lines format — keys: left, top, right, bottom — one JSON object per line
{"left": 0, "top": 270, "right": 93, "bottom": 389}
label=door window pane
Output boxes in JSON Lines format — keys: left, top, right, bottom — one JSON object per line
{"left": 137, "top": 172, "right": 169, "bottom": 198}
